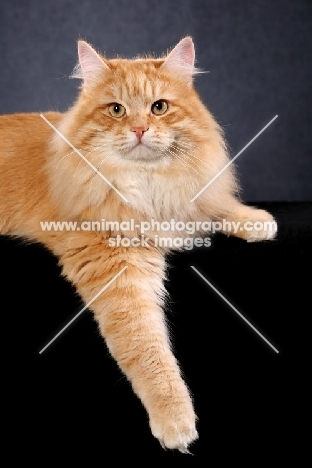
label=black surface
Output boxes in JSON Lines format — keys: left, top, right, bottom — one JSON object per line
{"left": 0, "top": 1, "right": 311, "bottom": 201}
{"left": 2, "top": 202, "right": 311, "bottom": 462}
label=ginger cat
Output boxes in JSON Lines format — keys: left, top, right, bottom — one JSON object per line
{"left": 0, "top": 37, "right": 277, "bottom": 452}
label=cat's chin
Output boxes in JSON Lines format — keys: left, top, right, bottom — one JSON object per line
{"left": 123, "top": 144, "right": 165, "bottom": 162}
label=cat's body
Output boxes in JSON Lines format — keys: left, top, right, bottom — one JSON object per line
{"left": 0, "top": 38, "right": 277, "bottom": 452}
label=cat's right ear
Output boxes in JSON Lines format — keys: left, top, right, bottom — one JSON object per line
{"left": 70, "top": 41, "right": 109, "bottom": 87}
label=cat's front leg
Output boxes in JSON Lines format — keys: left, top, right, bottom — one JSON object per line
{"left": 59, "top": 234, "right": 198, "bottom": 453}
{"left": 216, "top": 199, "right": 278, "bottom": 242}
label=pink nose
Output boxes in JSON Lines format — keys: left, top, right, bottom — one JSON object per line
{"left": 130, "top": 126, "right": 149, "bottom": 141}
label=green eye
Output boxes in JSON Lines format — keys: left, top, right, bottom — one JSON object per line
{"left": 151, "top": 100, "right": 168, "bottom": 115}
{"left": 109, "top": 103, "right": 126, "bottom": 118}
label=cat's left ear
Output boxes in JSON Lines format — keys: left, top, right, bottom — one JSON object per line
{"left": 70, "top": 40, "right": 110, "bottom": 87}
{"left": 162, "top": 37, "right": 197, "bottom": 87}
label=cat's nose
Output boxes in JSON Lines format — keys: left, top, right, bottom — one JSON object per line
{"left": 130, "top": 126, "right": 149, "bottom": 141}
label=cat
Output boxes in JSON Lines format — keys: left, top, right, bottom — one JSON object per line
{"left": 0, "top": 37, "right": 277, "bottom": 453}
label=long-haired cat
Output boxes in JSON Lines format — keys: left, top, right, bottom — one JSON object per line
{"left": 0, "top": 37, "right": 277, "bottom": 452}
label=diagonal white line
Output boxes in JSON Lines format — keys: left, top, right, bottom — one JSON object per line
{"left": 191, "top": 266, "right": 279, "bottom": 353}
{"left": 39, "top": 265, "right": 128, "bottom": 354}
{"left": 190, "top": 115, "right": 278, "bottom": 202}
{"left": 40, "top": 114, "right": 129, "bottom": 203}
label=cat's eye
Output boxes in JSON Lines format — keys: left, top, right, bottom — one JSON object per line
{"left": 151, "top": 100, "right": 168, "bottom": 116}
{"left": 108, "top": 103, "right": 126, "bottom": 118}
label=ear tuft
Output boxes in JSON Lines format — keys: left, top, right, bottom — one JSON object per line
{"left": 70, "top": 41, "right": 109, "bottom": 87}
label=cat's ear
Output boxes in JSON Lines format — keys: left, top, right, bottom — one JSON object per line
{"left": 70, "top": 41, "right": 110, "bottom": 87}
{"left": 162, "top": 37, "right": 198, "bottom": 86}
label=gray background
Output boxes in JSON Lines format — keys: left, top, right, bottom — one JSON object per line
{"left": 0, "top": 0, "right": 311, "bottom": 201}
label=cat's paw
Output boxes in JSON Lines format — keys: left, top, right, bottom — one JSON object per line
{"left": 149, "top": 404, "right": 198, "bottom": 453}
{"left": 238, "top": 209, "right": 278, "bottom": 243}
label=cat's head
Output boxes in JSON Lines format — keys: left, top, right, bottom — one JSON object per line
{"left": 60, "top": 37, "right": 215, "bottom": 167}
{"left": 49, "top": 38, "right": 231, "bottom": 217}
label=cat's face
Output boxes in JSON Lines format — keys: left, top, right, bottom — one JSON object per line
{"left": 105, "top": 67, "right": 178, "bottom": 161}
{"left": 82, "top": 60, "right": 197, "bottom": 163}
{"left": 65, "top": 38, "right": 210, "bottom": 167}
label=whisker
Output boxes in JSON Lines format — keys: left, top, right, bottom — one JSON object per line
{"left": 169, "top": 144, "right": 208, "bottom": 178}
{"left": 88, "top": 153, "right": 112, "bottom": 206}
{"left": 166, "top": 147, "right": 200, "bottom": 178}
{"left": 90, "top": 155, "right": 110, "bottom": 180}
{"left": 178, "top": 140, "right": 209, "bottom": 151}
{"left": 73, "top": 159, "right": 84, "bottom": 178}
{"left": 172, "top": 143, "right": 216, "bottom": 175}
{"left": 177, "top": 141, "right": 215, "bottom": 158}
{"left": 55, "top": 148, "right": 84, "bottom": 170}
{"left": 178, "top": 140, "right": 217, "bottom": 160}
{"left": 170, "top": 144, "right": 211, "bottom": 176}
{"left": 72, "top": 145, "right": 107, "bottom": 178}
{"left": 55, "top": 141, "right": 105, "bottom": 170}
